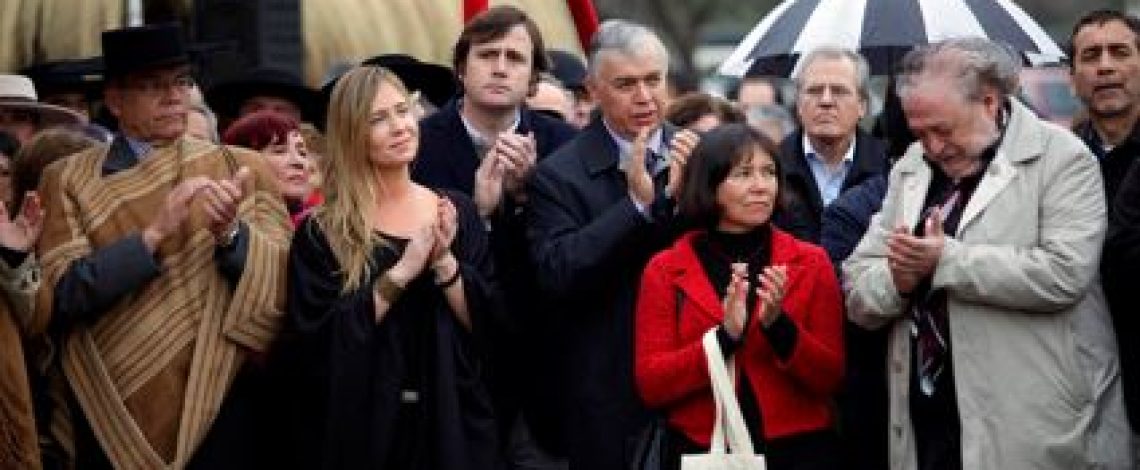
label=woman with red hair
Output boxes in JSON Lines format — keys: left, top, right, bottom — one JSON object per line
{"left": 223, "top": 111, "right": 319, "bottom": 225}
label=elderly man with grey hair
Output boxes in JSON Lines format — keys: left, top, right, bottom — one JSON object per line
{"left": 526, "top": 19, "right": 699, "bottom": 470}
{"left": 777, "top": 46, "right": 888, "bottom": 245}
{"left": 844, "top": 37, "right": 1132, "bottom": 470}
{"left": 779, "top": 46, "right": 892, "bottom": 470}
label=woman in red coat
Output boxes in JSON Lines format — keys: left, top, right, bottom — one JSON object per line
{"left": 635, "top": 123, "right": 844, "bottom": 470}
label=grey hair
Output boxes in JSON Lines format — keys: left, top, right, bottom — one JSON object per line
{"left": 792, "top": 46, "right": 872, "bottom": 103}
{"left": 587, "top": 20, "right": 669, "bottom": 77}
{"left": 188, "top": 101, "right": 220, "bottom": 143}
{"left": 896, "top": 37, "right": 1021, "bottom": 102}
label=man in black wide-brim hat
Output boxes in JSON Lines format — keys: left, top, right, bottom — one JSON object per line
{"left": 206, "top": 67, "right": 322, "bottom": 127}
{"left": 36, "top": 22, "right": 290, "bottom": 470}
{"left": 20, "top": 57, "right": 104, "bottom": 120}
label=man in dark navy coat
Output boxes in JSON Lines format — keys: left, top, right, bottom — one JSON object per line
{"left": 527, "top": 20, "right": 699, "bottom": 470}
{"left": 775, "top": 47, "right": 888, "bottom": 244}
{"left": 779, "top": 46, "right": 889, "bottom": 470}
{"left": 410, "top": 5, "right": 576, "bottom": 467}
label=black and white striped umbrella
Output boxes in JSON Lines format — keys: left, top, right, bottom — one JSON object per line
{"left": 719, "top": 0, "right": 1065, "bottom": 77}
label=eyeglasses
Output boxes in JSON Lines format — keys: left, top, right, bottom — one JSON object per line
{"left": 123, "top": 74, "right": 196, "bottom": 95}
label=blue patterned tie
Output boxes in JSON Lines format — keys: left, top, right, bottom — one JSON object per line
{"left": 645, "top": 149, "right": 662, "bottom": 175}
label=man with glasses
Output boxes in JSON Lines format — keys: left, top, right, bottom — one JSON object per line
{"left": 776, "top": 46, "right": 890, "bottom": 470}
{"left": 35, "top": 23, "right": 291, "bottom": 469}
{"left": 777, "top": 47, "right": 887, "bottom": 244}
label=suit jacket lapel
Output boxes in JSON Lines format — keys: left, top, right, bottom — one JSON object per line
{"left": 957, "top": 157, "right": 1014, "bottom": 235}
{"left": 781, "top": 132, "right": 825, "bottom": 214}
{"left": 439, "top": 100, "right": 481, "bottom": 189}
{"left": 843, "top": 131, "right": 887, "bottom": 190}
{"left": 581, "top": 118, "right": 624, "bottom": 177}
{"left": 956, "top": 102, "right": 1041, "bottom": 234}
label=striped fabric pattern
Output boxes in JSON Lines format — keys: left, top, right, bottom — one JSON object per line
{"left": 36, "top": 136, "right": 290, "bottom": 469}
{"left": 719, "top": 0, "right": 1065, "bottom": 76}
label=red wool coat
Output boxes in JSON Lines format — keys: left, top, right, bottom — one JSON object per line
{"left": 634, "top": 228, "right": 844, "bottom": 446}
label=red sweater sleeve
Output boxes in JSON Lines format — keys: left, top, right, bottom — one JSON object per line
{"left": 634, "top": 256, "right": 715, "bottom": 409}
{"left": 767, "top": 252, "right": 845, "bottom": 397}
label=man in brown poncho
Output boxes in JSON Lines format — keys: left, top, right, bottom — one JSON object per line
{"left": 35, "top": 23, "right": 290, "bottom": 469}
{"left": 0, "top": 191, "right": 45, "bottom": 469}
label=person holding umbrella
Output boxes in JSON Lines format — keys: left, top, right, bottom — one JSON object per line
{"left": 845, "top": 38, "right": 1132, "bottom": 470}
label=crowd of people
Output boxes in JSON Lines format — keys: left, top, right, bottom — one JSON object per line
{"left": 1, "top": 4, "right": 1140, "bottom": 470}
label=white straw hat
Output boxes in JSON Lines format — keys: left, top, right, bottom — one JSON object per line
{"left": 0, "top": 74, "right": 86, "bottom": 127}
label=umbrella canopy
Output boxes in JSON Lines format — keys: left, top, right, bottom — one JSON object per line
{"left": 720, "top": 0, "right": 1065, "bottom": 77}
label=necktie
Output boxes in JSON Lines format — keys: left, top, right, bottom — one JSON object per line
{"left": 912, "top": 186, "right": 961, "bottom": 396}
{"left": 645, "top": 149, "right": 662, "bottom": 175}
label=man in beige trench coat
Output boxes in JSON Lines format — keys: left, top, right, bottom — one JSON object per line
{"left": 844, "top": 38, "right": 1133, "bottom": 470}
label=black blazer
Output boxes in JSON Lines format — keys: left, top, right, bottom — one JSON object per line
{"left": 411, "top": 100, "right": 576, "bottom": 448}
{"left": 1103, "top": 155, "right": 1140, "bottom": 431}
{"left": 412, "top": 99, "right": 577, "bottom": 194}
{"left": 526, "top": 117, "right": 680, "bottom": 469}
{"left": 776, "top": 129, "right": 888, "bottom": 244}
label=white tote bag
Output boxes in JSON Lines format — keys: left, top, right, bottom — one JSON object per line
{"left": 680, "top": 329, "right": 768, "bottom": 470}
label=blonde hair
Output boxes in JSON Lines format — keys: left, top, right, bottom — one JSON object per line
{"left": 313, "top": 65, "right": 410, "bottom": 292}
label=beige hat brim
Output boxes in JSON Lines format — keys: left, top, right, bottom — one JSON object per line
{"left": 0, "top": 99, "right": 85, "bottom": 128}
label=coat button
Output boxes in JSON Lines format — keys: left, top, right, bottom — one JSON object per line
{"left": 893, "top": 425, "right": 903, "bottom": 437}
{"left": 893, "top": 361, "right": 904, "bottom": 374}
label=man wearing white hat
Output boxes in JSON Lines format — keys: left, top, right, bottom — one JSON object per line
{"left": 0, "top": 74, "right": 85, "bottom": 144}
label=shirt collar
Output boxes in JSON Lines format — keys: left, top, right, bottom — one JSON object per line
{"left": 802, "top": 134, "right": 855, "bottom": 166}
{"left": 459, "top": 100, "right": 521, "bottom": 149}
{"left": 602, "top": 119, "right": 665, "bottom": 163}
{"left": 123, "top": 134, "right": 153, "bottom": 160}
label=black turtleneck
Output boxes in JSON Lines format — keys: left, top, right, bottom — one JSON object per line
{"left": 688, "top": 224, "right": 801, "bottom": 453}
{"left": 692, "top": 225, "right": 798, "bottom": 361}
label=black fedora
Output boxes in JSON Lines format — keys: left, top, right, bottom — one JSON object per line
{"left": 547, "top": 49, "right": 586, "bottom": 91}
{"left": 321, "top": 54, "right": 457, "bottom": 110}
{"left": 362, "top": 54, "right": 457, "bottom": 109}
{"left": 102, "top": 23, "right": 190, "bottom": 79}
{"left": 21, "top": 57, "right": 105, "bottom": 99}
{"left": 207, "top": 67, "right": 322, "bottom": 124}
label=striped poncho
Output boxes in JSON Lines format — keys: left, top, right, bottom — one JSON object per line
{"left": 36, "top": 135, "right": 291, "bottom": 469}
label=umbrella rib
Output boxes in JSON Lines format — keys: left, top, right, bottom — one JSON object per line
{"left": 719, "top": 0, "right": 814, "bottom": 76}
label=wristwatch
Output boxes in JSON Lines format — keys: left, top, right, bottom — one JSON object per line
{"left": 216, "top": 222, "right": 241, "bottom": 248}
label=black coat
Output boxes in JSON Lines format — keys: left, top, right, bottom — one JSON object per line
{"left": 273, "top": 192, "right": 503, "bottom": 470}
{"left": 1077, "top": 120, "right": 1140, "bottom": 430}
{"left": 775, "top": 130, "right": 888, "bottom": 244}
{"left": 1102, "top": 148, "right": 1140, "bottom": 431}
{"left": 526, "top": 117, "right": 681, "bottom": 469}
{"left": 411, "top": 100, "right": 577, "bottom": 451}
{"left": 412, "top": 99, "right": 577, "bottom": 195}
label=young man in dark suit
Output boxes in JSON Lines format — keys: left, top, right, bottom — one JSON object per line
{"left": 527, "top": 19, "right": 699, "bottom": 470}
{"left": 410, "top": 6, "right": 578, "bottom": 468}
